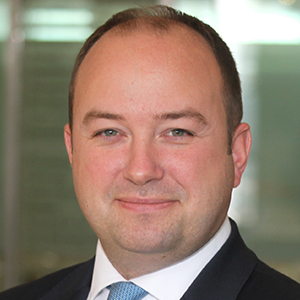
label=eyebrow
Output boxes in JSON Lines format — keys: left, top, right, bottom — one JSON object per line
{"left": 82, "top": 108, "right": 207, "bottom": 126}
{"left": 156, "top": 109, "right": 208, "bottom": 125}
{"left": 83, "top": 110, "right": 125, "bottom": 126}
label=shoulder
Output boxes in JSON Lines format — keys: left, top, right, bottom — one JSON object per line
{"left": 238, "top": 259, "right": 300, "bottom": 300}
{"left": 0, "top": 259, "right": 94, "bottom": 300}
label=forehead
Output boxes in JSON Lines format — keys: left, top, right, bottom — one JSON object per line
{"left": 74, "top": 24, "right": 223, "bottom": 114}
{"left": 78, "top": 24, "right": 220, "bottom": 77}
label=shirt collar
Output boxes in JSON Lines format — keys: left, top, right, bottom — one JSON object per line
{"left": 88, "top": 217, "right": 231, "bottom": 300}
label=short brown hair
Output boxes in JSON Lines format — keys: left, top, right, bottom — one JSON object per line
{"left": 68, "top": 5, "right": 243, "bottom": 148}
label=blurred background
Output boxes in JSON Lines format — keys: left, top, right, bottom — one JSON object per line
{"left": 0, "top": 0, "right": 299, "bottom": 290}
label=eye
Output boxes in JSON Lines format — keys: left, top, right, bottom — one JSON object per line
{"left": 101, "top": 129, "right": 118, "bottom": 137}
{"left": 167, "top": 129, "right": 194, "bottom": 137}
{"left": 93, "top": 129, "right": 120, "bottom": 138}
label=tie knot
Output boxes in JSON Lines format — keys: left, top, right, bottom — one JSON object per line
{"left": 108, "top": 282, "right": 148, "bottom": 300}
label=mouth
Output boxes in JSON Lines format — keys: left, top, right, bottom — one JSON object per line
{"left": 116, "top": 198, "right": 177, "bottom": 213}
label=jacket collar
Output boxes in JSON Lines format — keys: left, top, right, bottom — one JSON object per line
{"left": 40, "top": 258, "right": 94, "bottom": 300}
{"left": 180, "top": 219, "right": 258, "bottom": 300}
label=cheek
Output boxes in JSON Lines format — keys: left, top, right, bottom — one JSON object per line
{"left": 164, "top": 145, "right": 217, "bottom": 183}
{"left": 164, "top": 144, "right": 233, "bottom": 200}
{"left": 71, "top": 146, "right": 123, "bottom": 213}
{"left": 72, "top": 147, "right": 123, "bottom": 222}
{"left": 79, "top": 147, "right": 124, "bottom": 182}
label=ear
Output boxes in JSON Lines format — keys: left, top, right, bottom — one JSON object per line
{"left": 231, "top": 123, "right": 252, "bottom": 188}
{"left": 64, "top": 124, "right": 73, "bottom": 166}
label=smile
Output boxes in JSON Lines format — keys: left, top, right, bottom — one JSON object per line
{"left": 116, "top": 198, "right": 177, "bottom": 213}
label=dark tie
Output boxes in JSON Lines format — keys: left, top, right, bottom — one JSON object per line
{"left": 107, "top": 282, "right": 148, "bottom": 300}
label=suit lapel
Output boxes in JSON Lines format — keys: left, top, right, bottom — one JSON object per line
{"left": 181, "top": 220, "right": 258, "bottom": 300}
{"left": 40, "top": 258, "right": 94, "bottom": 300}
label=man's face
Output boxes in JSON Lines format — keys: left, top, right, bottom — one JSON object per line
{"left": 65, "top": 26, "right": 250, "bottom": 265}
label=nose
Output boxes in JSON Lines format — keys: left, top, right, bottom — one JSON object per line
{"left": 123, "top": 139, "right": 164, "bottom": 185}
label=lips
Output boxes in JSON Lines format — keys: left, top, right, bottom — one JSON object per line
{"left": 116, "top": 198, "right": 176, "bottom": 213}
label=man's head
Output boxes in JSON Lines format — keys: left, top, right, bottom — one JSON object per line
{"left": 64, "top": 6, "right": 251, "bottom": 279}
{"left": 68, "top": 5, "right": 242, "bottom": 149}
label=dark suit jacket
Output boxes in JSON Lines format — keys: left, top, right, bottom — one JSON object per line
{"left": 1, "top": 220, "right": 300, "bottom": 300}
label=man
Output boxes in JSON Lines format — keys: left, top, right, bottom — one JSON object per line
{"left": 1, "top": 5, "right": 300, "bottom": 300}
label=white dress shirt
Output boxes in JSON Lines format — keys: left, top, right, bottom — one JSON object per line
{"left": 87, "top": 217, "right": 231, "bottom": 300}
